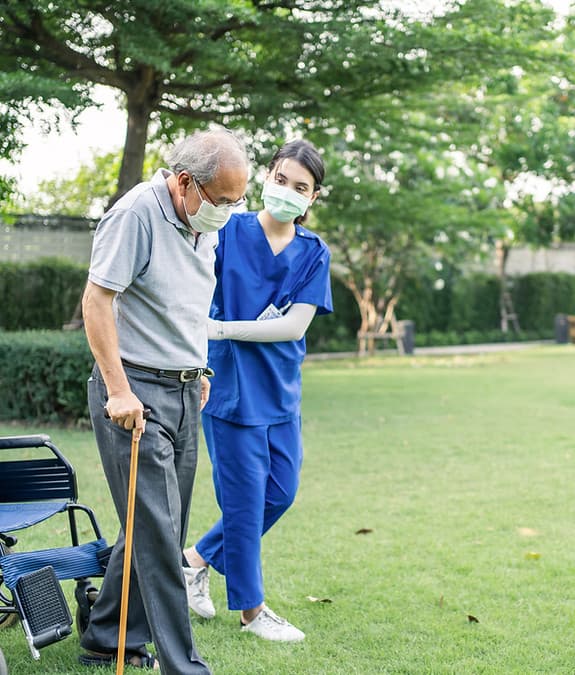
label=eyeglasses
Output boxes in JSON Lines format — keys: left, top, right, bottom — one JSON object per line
{"left": 192, "top": 176, "right": 246, "bottom": 210}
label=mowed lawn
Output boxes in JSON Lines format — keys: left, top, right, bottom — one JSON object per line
{"left": 2, "top": 345, "right": 575, "bottom": 674}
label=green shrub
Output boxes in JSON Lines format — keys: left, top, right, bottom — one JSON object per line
{"left": 448, "top": 272, "right": 501, "bottom": 332}
{"left": 0, "top": 260, "right": 569, "bottom": 362}
{"left": 0, "top": 330, "right": 93, "bottom": 424}
{"left": 512, "top": 272, "right": 575, "bottom": 331}
{"left": 306, "top": 279, "right": 360, "bottom": 353}
{"left": 0, "top": 258, "right": 87, "bottom": 330}
{"left": 398, "top": 267, "right": 455, "bottom": 333}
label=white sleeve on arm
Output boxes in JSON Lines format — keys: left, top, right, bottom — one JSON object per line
{"left": 208, "top": 303, "right": 317, "bottom": 342}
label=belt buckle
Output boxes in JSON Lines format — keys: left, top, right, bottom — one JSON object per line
{"left": 179, "top": 369, "right": 200, "bottom": 383}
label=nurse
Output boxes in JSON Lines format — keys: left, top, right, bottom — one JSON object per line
{"left": 183, "top": 139, "right": 332, "bottom": 642}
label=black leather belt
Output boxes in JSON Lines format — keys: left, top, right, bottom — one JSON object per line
{"left": 122, "top": 359, "right": 215, "bottom": 383}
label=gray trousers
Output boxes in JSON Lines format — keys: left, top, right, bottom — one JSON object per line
{"left": 81, "top": 364, "right": 211, "bottom": 675}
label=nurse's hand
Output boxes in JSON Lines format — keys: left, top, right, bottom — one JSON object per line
{"left": 200, "top": 376, "right": 211, "bottom": 411}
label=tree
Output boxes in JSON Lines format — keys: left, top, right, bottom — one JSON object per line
{"left": 0, "top": 106, "right": 20, "bottom": 206}
{"left": 0, "top": 0, "right": 439, "bottom": 205}
{"left": 21, "top": 146, "right": 163, "bottom": 217}
{"left": 0, "top": 38, "right": 95, "bottom": 207}
{"left": 305, "top": 0, "right": 574, "bottom": 350}
{"left": 479, "top": 62, "right": 575, "bottom": 331}
{"left": 313, "top": 142, "right": 509, "bottom": 351}
{"left": 3, "top": 0, "right": 572, "bottom": 343}
{"left": 3, "top": 0, "right": 569, "bottom": 206}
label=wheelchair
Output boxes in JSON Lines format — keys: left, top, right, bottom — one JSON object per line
{"left": 0, "top": 434, "right": 109, "bottom": 666}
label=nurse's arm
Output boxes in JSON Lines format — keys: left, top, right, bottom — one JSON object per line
{"left": 208, "top": 303, "right": 317, "bottom": 342}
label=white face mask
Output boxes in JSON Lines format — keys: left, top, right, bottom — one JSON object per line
{"left": 261, "top": 182, "right": 311, "bottom": 223}
{"left": 182, "top": 197, "right": 232, "bottom": 233}
{"left": 182, "top": 178, "right": 232, "bottom": 233}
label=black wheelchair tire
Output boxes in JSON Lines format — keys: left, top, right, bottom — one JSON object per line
{"left": 75, "top": 588, "right": 99, "bottom": 636}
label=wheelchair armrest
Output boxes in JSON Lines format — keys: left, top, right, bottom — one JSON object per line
{"left": 0, "top": 435, "right": 52, "bottom": 450}
{"left": 0, "top": 435, "right": 77, "bottom": 504}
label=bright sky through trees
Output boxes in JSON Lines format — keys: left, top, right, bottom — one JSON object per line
{"left": 2, "top": 0, "right": 570, "bottom": 196}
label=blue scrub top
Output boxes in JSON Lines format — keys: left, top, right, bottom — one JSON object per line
{"left": 204, "top": 212, "right": 333, "bottom": 426}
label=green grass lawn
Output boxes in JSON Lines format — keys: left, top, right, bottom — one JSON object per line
{"left": 2, "top": 344, "right": 575, "bottom": 674}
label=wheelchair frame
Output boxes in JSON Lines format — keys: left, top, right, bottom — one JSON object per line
{"left": 0, "top": 434, "right": 108, "bottom": 663}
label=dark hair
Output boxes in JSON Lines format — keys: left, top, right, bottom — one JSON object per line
{"left": 267, "top": 139, "right": 325, "bottom": 191}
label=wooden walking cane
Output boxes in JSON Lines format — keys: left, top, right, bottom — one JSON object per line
{"left": 116, "top": 418, "right": 146, "bottom": 675}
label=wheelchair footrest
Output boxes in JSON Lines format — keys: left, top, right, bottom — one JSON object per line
{"left": 15, "top": 566, "right": 72, "bottom": 658}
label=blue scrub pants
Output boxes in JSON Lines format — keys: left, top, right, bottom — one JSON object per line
{"left": 196, "top": 414, "right": 303, "bottom": 610}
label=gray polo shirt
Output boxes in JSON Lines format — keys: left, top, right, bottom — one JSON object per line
{"left": 88, "top": 168, "right": 217, "bottom": 369}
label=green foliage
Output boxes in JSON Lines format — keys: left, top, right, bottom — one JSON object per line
{"left": 0, "top": 330, "right": 93, "bottom": 423}
{"left": 306, "top": 280, "right": 360, "bottom": 353}
{"left": 448, "top": 272, "right": 501, "bottom": 332}
{"left": 513, "top": 272, "right": 575, "bottom": 330}
{"left": 0, "top": 258, "right": 87, "bottom": 329}
{"left": 1, "top": 1, "right": 571, "bottom": 197}
{"left": 20, "top": 146, "right": 164, "bottom": 217}
{"left": 1, "top": 0, "right": 573, "bottom": 336}
{"left": 414, "top": 327, "right": 551, "bottom": 348}
{"left": 396, "top": 265, "right": 456, "bottom": 333}
{"left": 309, "top": 271, "right": 569, "bottom": 351}
{"left": 0, "top": 104, "right": 23, "bottom": 206}
{"left": 304, "top": 0, "right": 572, "bottom": 332}
{"left": 0, "top": 260, "right": 570, "bottom": 356}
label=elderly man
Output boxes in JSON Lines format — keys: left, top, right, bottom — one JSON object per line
{"left": 79, "top": 129, "right": 250, "bottom": 673}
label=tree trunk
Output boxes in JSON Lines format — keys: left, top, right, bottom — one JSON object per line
{"left": 107, "top": 84, "right": 156, "bottom": 208}
{"left": 107, "top": 104, "right": 150, "bottom": 208}
{"left": 66, "top": 81, "right": 157, "bottom": 327}
{"left": 340, "top": 275, "right": 384, "bottom": 355}
{"left": 495, "top": 239, "right": 519, "bottom": 333}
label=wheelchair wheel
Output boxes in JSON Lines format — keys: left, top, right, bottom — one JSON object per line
{"left": 0, "top": 594, "right": 18, "bottom": 630}
{"left": 0, "top": 548, "right": 18, "bottom": 630}
{"left": 0, "top": 647, "right": 7, "bottom": 675}
{"left": 75, "top": 587, "right": 99, "bottom": 636}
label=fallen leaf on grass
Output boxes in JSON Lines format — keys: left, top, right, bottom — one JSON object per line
{"left": 524, "top": 551, "right": 541, "bottom": 560}
{"left": 355, "top": 528, "right": 373, "bottom": 535}
{"left": 306, "top": 596, "right": 333, "bottom": 603}
{"left": 467, "top": 614, "right": 480, "bottom": 623}
{"left": 438, "top": 595, "right": 444, "bottom": 608}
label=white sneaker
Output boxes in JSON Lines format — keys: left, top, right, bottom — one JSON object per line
{"left": 241, "top": 605, "right": 305, "bottom": 642}
{"left": 183, "top": 566, "right": 216, "bottom": 619}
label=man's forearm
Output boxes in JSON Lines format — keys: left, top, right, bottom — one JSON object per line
{"left": 82, "top": 281, "right": 131, "bottom": 397}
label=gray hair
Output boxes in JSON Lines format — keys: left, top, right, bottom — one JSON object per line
{"left": 166, "top": 128, "right": 250, "bottom": 183}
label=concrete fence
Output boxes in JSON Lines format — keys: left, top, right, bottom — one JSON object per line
{"left": 0, "top": 214, "right": 97, "bottom": 265}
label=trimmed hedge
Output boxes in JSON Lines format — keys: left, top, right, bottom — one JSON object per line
{"left": 400, "top": 271, "right": 575, "bottom": 337}
{"left": 0, "top": 330, "right": 93, "bottom": 424}
{"left": 1, "top": 259, "right": 573, "bottom": 355}
{"left": 306, "top": 280, "right": 360, "bottom": 353}
{"left": 513, "top": 272, "right": 575, "bottom": 330}
{"left": 0, "top": 324, "right": 554, "bottom": 425}
{"left": 0, "top": 258, "right": 87, "bottom": 330}
{"left": 2, "top": 262, "right": 570, "bottom": 425}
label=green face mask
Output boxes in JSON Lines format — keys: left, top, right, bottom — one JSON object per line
{"left": 261, "top": 182, "right": 311, "bottom": 222}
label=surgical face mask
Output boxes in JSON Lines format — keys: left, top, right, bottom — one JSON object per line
{"left": 182, "top": 197, "right": 232, "bottom": 233}
{"left": 261, "top": 182, "right": 311, "bottom": 223}
{"left": 182, "top": 180, "right": 232, "bottom": 233}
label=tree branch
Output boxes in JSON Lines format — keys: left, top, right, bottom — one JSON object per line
{"left": 3, "top": 6, "right": 128, "bottom": 90}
